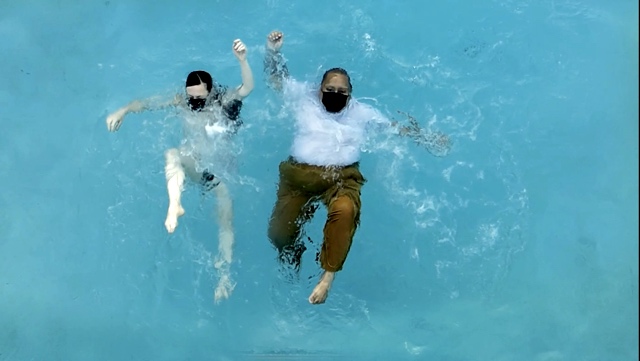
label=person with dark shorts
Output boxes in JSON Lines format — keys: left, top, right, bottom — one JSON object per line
{"left": 106, "top": 39, "right": 254, "bottom": 302}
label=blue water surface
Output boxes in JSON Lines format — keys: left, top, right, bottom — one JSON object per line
{"left": 0, "top": 0, "right": 638, "bottom": 360}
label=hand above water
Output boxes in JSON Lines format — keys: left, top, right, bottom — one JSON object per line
{"left": 232, "top": 39, "right": 247, "bottom": 62}
{"left": 266, "top": 30, "right": 284, "bottom": 52}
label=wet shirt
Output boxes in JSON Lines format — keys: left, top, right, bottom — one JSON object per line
{"left": 283, "top": 79, "right": 389, "bottom": 166}
{"left": 179, "top": 91, "right": 243, "bottom": 173}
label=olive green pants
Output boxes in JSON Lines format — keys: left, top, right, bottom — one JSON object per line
{"left": 267, "top": 157, "right": 366, "bottom": 272}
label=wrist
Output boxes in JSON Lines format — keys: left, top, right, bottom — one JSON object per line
{"left": 125, "top": 100, "right": 143, "bottom": 113}
{"left": 266, "top": 44, "right": 280, "bottom": 53}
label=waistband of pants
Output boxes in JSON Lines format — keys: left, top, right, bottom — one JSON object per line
{"left": 287, "top": 156, "right": 359, "bottom": 169}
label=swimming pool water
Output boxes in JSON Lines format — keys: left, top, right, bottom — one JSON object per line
{"left": 0, "top": 0, "right": 637, "bottom": 360}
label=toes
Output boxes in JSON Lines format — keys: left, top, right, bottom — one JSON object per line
{"left": 308, "top": 288, "right": 327, "bottom": 304}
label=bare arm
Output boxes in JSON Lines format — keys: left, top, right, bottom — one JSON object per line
{"left": 263, "top": 30, "right": 289, "bottom": 92}
{"left": 123, "top": 95, "right": 180, "bottom": 113}
{"left": 106, "top": 94, "right": 181, "bottom": 132}
{"left": 229, "top": 39, "right": 254, "bottom": 100}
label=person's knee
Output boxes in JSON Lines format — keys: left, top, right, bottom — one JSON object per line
{"left": 267, "top": 222, "right": 287, "bottom": 250}
{"left": 164, "top": 150, "right": 184, "bottom": 180}
{"left": 165, "top": 148, "right": 179, "bottom": 160}
{"left": 330, "top": 197, "right": 356, "bottom": 220}
{"left": 268, "top": 218, "right": 297, "bottom": 251}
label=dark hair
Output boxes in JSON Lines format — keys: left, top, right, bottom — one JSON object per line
{"left": 186, "top": 70, "right": 213, "bottom": 92}
{"left": 321, "top": 67, "right": 352, "bottom": 92}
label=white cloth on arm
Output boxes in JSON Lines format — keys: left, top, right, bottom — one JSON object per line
{"left": 283, "top": 79, "right": 389, "bottom": 167}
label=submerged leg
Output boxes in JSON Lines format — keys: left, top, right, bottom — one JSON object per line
{"left": 212, "top": 181, "right": 236, "bottom": 303}
{"left": 267, "top": 181, "right": 315, "bottom": 270}
{"left": 164, "top": 148, "right": 186, "bottom": 233}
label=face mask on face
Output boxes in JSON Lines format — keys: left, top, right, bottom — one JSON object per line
{"left": 188, "top": 97, "right": 207, "bottom": 111}
{"left": 321, "top": 91, "right": 349, "bottom": 113}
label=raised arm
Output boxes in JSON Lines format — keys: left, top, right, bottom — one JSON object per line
{"left": 263, "top": 30, "right": 289, "bottom": 92}
{"left": 106, "top": 95, "right": 181, "bottom": 132}
{"left": 230, "top": 39, "right": 254, "bottom": 100}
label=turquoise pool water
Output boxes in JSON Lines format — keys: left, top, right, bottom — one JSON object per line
{"left": 0, "top": 0, "right": 637, "bottom": 360}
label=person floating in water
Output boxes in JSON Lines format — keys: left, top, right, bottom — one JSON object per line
{"left": 105, "top": 39, "right": 254, "bottom": 302}
{"left": 263, "top": 30, "right": 450, "bottom": 304}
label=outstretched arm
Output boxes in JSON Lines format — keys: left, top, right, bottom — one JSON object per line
{"left": 105, "top": 94, "right": 180, "bottom": 132}
{"left": 392, "top": 111, "right": 452, "bottom": 157}
{"left": 229, "top": 39, "right": 254, "bottom": 100}
{"left": 263, "top": 30, "right": 289, "bottom": 92}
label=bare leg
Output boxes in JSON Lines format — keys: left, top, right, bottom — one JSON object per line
{"left": 213, "top": 181, "right": 236, "bottom": 303}
{"left": 164, "top": 148, "right": 185, "bottom": 233}
{"left": 178, "top": 151, "right": 202, "bottom": 182}
{"left": 309, "top": 271, "right": 335, "bottom": 304}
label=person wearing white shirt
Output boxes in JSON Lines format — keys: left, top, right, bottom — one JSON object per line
{"left": 263, "top": 30, "right": 450, "bottom": 304}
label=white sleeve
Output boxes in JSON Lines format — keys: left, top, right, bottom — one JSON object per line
{"left": 353, "top": 101, "right": 391, "bottom": 129}
{"left": 282, "top": 78, "right": 309, "bottom": 98}
{"left": 369, "top": 106, "right": 391, "bottom": 126}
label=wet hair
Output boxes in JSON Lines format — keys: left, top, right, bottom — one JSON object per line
{"left": 185, "top": 70, "right": 243, "bottom": 130}
{"left": 320, "top": 67, "right": 352, "bottom": 92}
{"left": 186, "top": 70, "right": 213, "bottom": 93}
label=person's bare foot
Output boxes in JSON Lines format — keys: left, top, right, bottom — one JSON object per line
{"left": 308, "top": 271, "right": 335, "bottom": 304}
{"left": 165, "top": 204, "right": 185, "bottom": 233}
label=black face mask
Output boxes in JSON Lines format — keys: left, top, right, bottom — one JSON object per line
{"left": 188, "top": 97, "right": 207, "bottom": 111}
{"left": 321, "top": 91, "right": 349, "bottom": 113}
